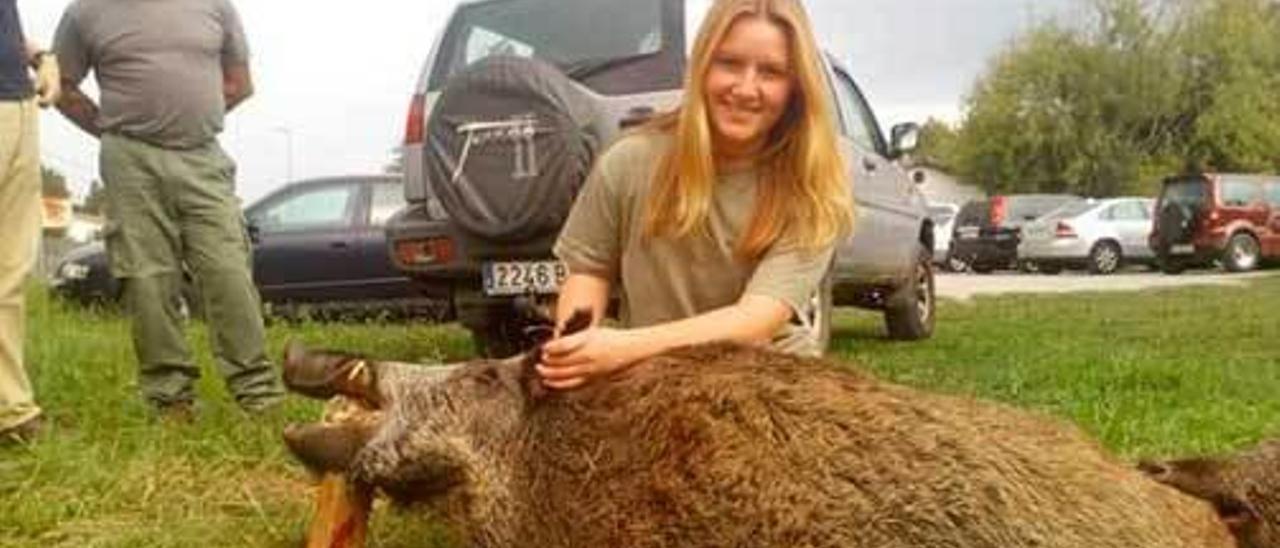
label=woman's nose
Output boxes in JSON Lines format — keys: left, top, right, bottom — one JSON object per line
{"left": 730, "top": 69, "right": 762, "bottom": 100}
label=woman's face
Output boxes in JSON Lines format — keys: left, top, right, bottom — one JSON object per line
{"left": 703, "top": 16, "right": 795, "bottom": 161}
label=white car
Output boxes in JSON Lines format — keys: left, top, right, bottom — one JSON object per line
{"left": 926, "top": 202, "right": 960, "bottom": 268}
{"left": 1018, "top": 197, "right": 1156, "bottom": 275}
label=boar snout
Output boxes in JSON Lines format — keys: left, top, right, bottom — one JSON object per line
{"left": 282, "top": 339, "right": 381, "bottom": 406}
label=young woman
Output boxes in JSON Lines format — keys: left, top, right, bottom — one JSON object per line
{"left": 539, "top": 0, "right": 850, "bottom": 390}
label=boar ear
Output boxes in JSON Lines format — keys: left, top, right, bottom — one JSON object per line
{"left": 1213, "top": 494, "right": 1260, "bottom": 535}
{"left": 559, "top": 308, "right": 593, "bottom": 337}
{"left": 517, "top": 347, "right": 549, "bottom": 404}
{"left": 1139, "top": 457, "right": 1224, "bottom": 497}
{"left": 1140, "top": 458, "right": 1259, "bottom": 531}
{"left": 513, "top": 308, "right": 592, "bottom": 404}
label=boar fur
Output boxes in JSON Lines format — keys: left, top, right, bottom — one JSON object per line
{"left": 1142, "top": 439, "right": 1280, "bottom": 548}
{"left": 284, "top": 340, "right": 1237, "bottom": 548}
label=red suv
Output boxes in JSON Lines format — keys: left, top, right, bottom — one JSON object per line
{"left": 1149, "top": 173, "right": 1280, "bottom": 273}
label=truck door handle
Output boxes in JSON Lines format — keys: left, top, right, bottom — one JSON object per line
{"left": 330, "top": 241, "right": 350, "bottom": 250}
{"left": 619, "top": 106, "right": 656, "bottom": 129}
{"left": 862, "top": 158, "right": 878, "bottom": 173}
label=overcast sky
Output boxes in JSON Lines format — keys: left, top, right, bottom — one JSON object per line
{"left": 19, "top": 0, "right": 1082, "bottom": 203}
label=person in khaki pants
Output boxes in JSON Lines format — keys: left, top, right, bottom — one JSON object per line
{"left": 53, "top": 0, "right": 284, "bottom": 417}
{"left": 1, "top": 0, "right": 60, "bottom": 444}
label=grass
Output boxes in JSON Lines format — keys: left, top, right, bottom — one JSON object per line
{"left": 3, "top": 274, "right": 1278, "bottom": 546}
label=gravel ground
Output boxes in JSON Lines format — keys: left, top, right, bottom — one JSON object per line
{"left": 935, "top": 269, "right": 1278, "bottom": 301}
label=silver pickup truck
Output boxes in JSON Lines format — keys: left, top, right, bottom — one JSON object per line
{"left": 386, "top": 0, "right": 936, "bottom": 356}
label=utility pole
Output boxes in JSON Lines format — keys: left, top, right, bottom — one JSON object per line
{"left": 274, "top": 126, "right": 295, "bottom": 182}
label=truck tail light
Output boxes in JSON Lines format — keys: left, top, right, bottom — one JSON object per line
{"left": 395, "top": 237, "right": 455, "bottom": 266}
{"left": 403, "top": 94, "right": 426, "bottom": 145}
{"left": 990, "top": 196, "right": 1007, "bottom": 226}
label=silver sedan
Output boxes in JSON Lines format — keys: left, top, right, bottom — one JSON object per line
{"left": 1018, "top": 197, "right": 1157, "bottom": 275}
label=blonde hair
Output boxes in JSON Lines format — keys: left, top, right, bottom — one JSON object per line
{"left": 642, "top": 0, "right": 852, "bottom": 260}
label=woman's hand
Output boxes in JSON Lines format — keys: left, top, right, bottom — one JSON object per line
{"left": 537, "top": 327, "right": 643, "bottom": 390}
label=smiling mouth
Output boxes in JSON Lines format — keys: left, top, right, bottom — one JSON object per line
{"left": 720, "top": 104, "right": 761, "bottom": 121}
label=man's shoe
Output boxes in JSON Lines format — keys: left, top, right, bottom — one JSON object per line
{"left": 153, "top": 401, "right": 196, "bottom": 424}
{"left": 0, "top": 415, "right": 43, "bottom": 446}
{"left": 282, "top": 339, "right": 380, "bottom": 406}
{"left": 239, "top": 394, "right": 284, "bottom": 415}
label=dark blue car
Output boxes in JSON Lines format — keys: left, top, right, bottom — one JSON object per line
{"left": 51, "top": 175, "right": 445, "bottom": 319}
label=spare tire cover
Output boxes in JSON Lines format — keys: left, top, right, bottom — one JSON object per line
{"left": 1157, "top": 203, "right": 1193, "bottom": 245}
{"left": 425, "top": 56, "right": 602, "bottom": 242}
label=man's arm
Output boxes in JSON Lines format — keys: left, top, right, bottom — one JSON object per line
{"left": 223, "top": 62, "right": 253, "bottom": 112}
{"left": 56, "top": 85, "right": 101, "bottom": 138}
{"left": 23, "top": 40, "right": 60, "bottom": 107}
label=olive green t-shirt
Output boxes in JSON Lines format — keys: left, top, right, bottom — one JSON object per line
{"left": 53, "top": 0, "right": 249, "bottom": 149}
{"left": 554, "top": 131, "right": 834, "bottom": 356}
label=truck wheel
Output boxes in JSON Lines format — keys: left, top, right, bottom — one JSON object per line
{"left": 1157, "top": 253, "right": 1187, "bottom": 275}
{"left": 1088, "top": 241, "right": 1122, "bottom": 275}
{"left": 944, "top": 250, "right": 971, "bottom": 273}
{"left": 884, "top": 244, "right": 936, "bottom": 341}
{"left": 1222, "top": 233, "right": 1261, "bottom": 273}
{"left": 809, "top": 265, "right": 834, "bottom": 354}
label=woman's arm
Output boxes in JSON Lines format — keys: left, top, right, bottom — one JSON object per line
{"left": 539, "top": 294, "right": 791, "bottom": 390}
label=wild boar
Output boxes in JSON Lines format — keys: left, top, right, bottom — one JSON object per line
{"left": 1141, "top": 439, "right": 1280, "bottom": 548}
{"left": 282, "top": 340, "right": 1235, "bottom": 548}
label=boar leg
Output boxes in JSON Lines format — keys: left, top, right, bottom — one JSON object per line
{"left": 293, "top": 398, "right": 380, "bottom": 548}
{"left": 306, "top": 474, "right": 373, "bottom": 548}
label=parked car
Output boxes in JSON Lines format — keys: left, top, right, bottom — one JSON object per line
{"left": 1149, "top": 173, "right": 1280, "bottom": 274}
{"left": 926, "top": 202, "right": 960, "bottom": 269}
{"left": 51, "top": 175, "right": 443, "bottom": 319}
{"left": 949, "top": 194, "right": 1081, "bottom": 273}
{"left": 1017, "top": 197, "right": 1156, "bottom": 275}
{"left": 386, "top": 0, "right": 937, "bottom": 357}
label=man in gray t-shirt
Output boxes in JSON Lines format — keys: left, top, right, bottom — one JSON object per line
{"left": 53, "top": 0, "right": 284, "bottom": 416}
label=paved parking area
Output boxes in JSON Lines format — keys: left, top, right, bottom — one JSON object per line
{"left": 936, "top": 269, "right": 1278, "bottom": 301}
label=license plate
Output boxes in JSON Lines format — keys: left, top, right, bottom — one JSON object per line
{"left": 956, "top": 226, "right": 980, "bottom": 240}
{"left": 1170, "top": 244, "right": 1194, "bottom": 254}
{"left": 482, "top": 260, "right": 567, "bottom": 296}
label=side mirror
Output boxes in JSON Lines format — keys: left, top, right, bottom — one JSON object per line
{"left": 889, "top": 122, "right": 921, "bottom": 160}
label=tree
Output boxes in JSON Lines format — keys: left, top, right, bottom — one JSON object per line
{"left": 80, "top": 180, "right": 107, "bottom": 215}
{"left": 41, "top": 165, "right": 71, "bottom": 199}
{"left": 914, "top": 118, "right": 960, "bottom": 171}
{"left": 951, "top": 0, "right": 1280, "bottom": 196}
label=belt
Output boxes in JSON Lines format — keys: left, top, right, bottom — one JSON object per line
{"left": 106, "top": 130, "right": 213, "bottom": 152}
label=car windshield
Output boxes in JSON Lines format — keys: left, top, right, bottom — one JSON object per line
{"left": 927, "top": 205, "right": 957, "bottom": 224}
{"left": 1162, "top": 178, "right": 1208, "bottom": 209}
{"left": 1007, "top": 196, "right": 1078, "bottom": 222}
{"left": 430, "top": 0, "right": 670, "bottom": 92}
{"left": 1039, "top": 199, "right": 1094, "bottom": 221}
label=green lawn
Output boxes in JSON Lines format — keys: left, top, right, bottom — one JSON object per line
{"left": 3, "top": 275, "right": 1278, "bottom": 547}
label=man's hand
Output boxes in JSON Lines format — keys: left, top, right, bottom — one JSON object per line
{"left": 56, "top": 84, "right": 101, "bottom": 138}
{"left": 33, "top": 53, "right": 61, "bottom": 107}
{"left": 223, "top": 63, "right": 253, "bottom": 112}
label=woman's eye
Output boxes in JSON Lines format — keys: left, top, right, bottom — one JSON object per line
{"left": 761, "top": 65, "right": 789, "bottom": 79}
{"left": 713, "top": 56, "right": 744, "bottom": 70}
